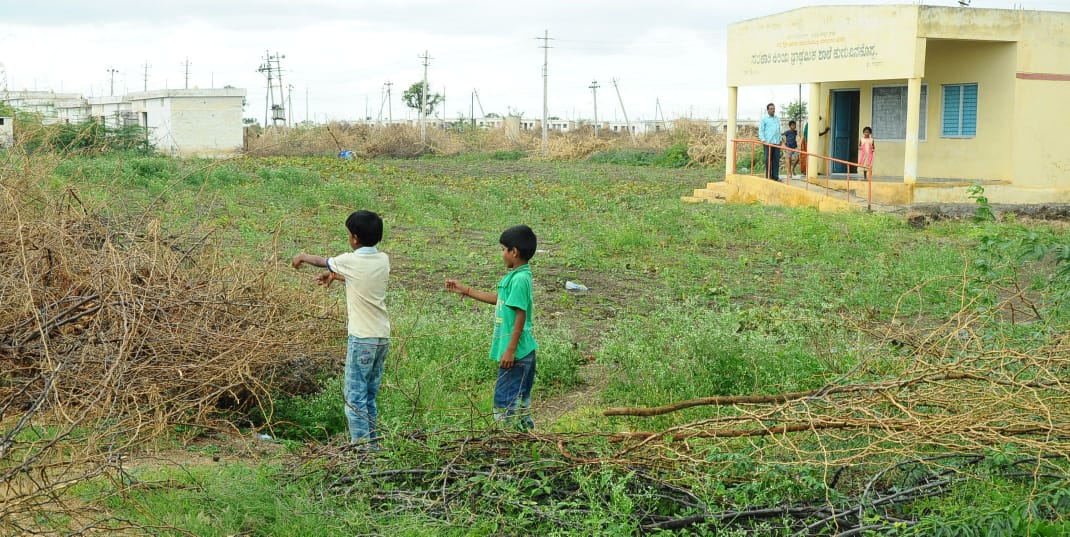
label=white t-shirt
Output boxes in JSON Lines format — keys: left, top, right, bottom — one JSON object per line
{"left": 326, "top": 247, "right": 390, "bottom": 338}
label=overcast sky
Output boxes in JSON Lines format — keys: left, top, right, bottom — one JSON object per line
{"left": 1, "top": 0, "right": 1066, "bottom": 124}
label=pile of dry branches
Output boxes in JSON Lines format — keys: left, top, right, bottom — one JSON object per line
{"left": 605, "top": 288, "right": 1070, "bottom": 464}
{"left": 0, "top": 156, "right": 333, "bottom": 532}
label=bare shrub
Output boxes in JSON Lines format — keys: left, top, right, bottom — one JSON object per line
{"left": 241, "top": 120, "right": 730, "bottom": 167}
{"left": 0, "top": 152, "right": 334, "bottom": 533}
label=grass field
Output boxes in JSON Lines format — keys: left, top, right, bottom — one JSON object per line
{"left": 5, "top": 151, "right": 1070, "bottom": 535}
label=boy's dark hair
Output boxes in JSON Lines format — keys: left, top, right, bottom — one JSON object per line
{"left": 346, "top": 210, "right": 383, "bottom": 246}
{"left": 500, "top": 225, "right": 537, "bottom": 261}
{"left": 788, "top": 120, "right": 797, "bottom": 127}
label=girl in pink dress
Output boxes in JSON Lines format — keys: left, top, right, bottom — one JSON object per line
{"left": 858, "top": 126, "right": 875, "bottom": 179}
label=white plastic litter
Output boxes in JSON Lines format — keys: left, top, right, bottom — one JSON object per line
{"left": 565, "top": 281, "right": 589, "bottom": 292}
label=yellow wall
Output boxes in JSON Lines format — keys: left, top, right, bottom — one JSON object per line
{"left": 863, "top": 40, "right": 1017, "bottom": 182}
{"left": 1009, "top": 11, "right": 1070, "bottom": 189}
{"left": 727, "top": 5, "right": 922, "bottom": 85}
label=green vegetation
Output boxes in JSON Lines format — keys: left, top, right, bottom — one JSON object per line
{"left": 9, "top": 153, "right": 1070, "bottom": 535}
{"left": 587, "top": 141, "right": 690, "bottom": 167}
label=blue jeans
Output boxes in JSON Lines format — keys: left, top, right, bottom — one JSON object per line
{"left": 344, "top": 336, "right": 389, "bottom": 445}
{"left": 764, "top": 146, "right": 781, "bottom": 180}
{"left": 493, "top": 350, "right": 536, "bottom": 430}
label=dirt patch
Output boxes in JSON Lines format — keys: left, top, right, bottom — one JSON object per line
{"left": 537, "top": 362, "right": 614, "bottom": 426}
{"left": 121, "top": 431, "right": 289, "bottom": 473}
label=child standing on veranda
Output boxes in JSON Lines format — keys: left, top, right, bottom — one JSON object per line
{"left": 445, "top": 225, "right": 538, "bottom": 430}
{"left": 859, "top": 126, "right": 875, "bottom": 180}
{"left": 292, "top": 210, "right": 390, "bottom": 448}
{"left": 783, "top": 120, "right": 801, "bottom": 179}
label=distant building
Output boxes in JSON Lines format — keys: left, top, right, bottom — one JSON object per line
{"left": 127, "top": 88, "right": 246, "bottom": 157}
{"left": 89, "top": 96, "right": 135, "bottom": 129}
{"left": 1, "top": 90, "right": 86, "bottom": 124}
{"left": 2, "top": 87, "right": 246, "bottom": 157}
{"left": 0, "top": 116, "right": 13, "bottom": 149}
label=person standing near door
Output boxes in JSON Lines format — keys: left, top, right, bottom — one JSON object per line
{"left": 801, "top": 117, "right": 830, "bottom": 175}
{"left": 759, "top": 103, "right": 782, "bottom": 181}
{"left": 858, "top": 126, "right": 875, "bottom": 179}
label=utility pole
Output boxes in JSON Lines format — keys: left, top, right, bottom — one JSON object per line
{"left": 182, "top": 57, "right": 191, "bottom": 89}
{"left": 797, "top": 83, "right": 803, "bottom": 125}
{"left": 107, "top": 68, "right": 118, "bottom": 96}
{"left": 257, "top": 51, "right": 286, "bottom": 127}
{"left": 385, "top": 81, "right": 393, "bottom": 124}
{"left": 589, "top": 80, "right": 600, "bottom": 137}
{"left": 655, "top": 98, "right": 665, "bottom": 130}
{"left": 378, "top": 83, "right": 387, "bottom": 125}
{"left": 141, "top": 61, "right": 150, "bottom": 91}
{"left": 538, "top": 30, "right": 551, "bottom": 154}
{"left": 419, "top": 50, "right": 431, "bottom": 144}
{"left": 612, "top": 78, "right": 636, "bottom": 145}
{"left": 470, "top": 89, "right": 475, "bottom": 126}
{"left": 287, "top": 84, "right": 294, "bottom": 126}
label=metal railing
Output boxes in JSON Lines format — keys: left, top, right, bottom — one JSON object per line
{"left": 731, "top": 138, "right": 873, "bottom": 211}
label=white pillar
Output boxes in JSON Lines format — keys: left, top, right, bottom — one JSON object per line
{"left": 903, "top": 77, "right": 922, "bottom": 184}
{"left": 726, "top": 86, "right": 738, "bottom": 174}
{"left": 806, "top": 82, "right": 820, "bottom": 180}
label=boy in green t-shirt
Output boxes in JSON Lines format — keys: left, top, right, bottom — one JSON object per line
{"left": 446, "top": 225, "right": 538, "bottom": 430}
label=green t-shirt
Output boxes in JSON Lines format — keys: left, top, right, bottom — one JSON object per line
{"left": 489, "top": 264, "right": 537, "bottom": 361}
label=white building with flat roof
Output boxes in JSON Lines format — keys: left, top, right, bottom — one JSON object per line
{"left": 128, "top": 88, "right": 246, "bottom": 157}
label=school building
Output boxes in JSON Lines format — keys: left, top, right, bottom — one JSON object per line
{"left": 724, "top": 4, "right": 1070, "bottom": 205}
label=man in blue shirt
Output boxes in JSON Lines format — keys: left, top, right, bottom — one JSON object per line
{"left": 759, "top": 103, "right": 782, "bottom": 181}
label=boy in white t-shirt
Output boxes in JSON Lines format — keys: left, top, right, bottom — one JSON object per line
{"left": 292, "top": 210, "right": 390, "bottom": 448}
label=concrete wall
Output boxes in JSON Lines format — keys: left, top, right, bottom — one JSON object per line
{"left": 0, "top": 117, "right": 13, "bottom": 148}
{"left": 1, "top": 91, "right": 85, "bottom": 124}
{"left": 89, "top": 96, "right": 132, "bottom": 129}
{"left": 129, "top": 89, "right": 245, "bottom": 157}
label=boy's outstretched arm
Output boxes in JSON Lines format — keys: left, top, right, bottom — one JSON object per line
{"left": 445, "top": 279, "right": 496, "bottom": 305}
{"left": 292, "top": 253, "right": 328, "bottom": 270}
{"left": 315, "top": 271, "right": 344, "bottom": 287}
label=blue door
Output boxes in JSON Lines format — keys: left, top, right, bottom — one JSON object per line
{"left": 831, "top": 90, "right": 860, "bottom": 173}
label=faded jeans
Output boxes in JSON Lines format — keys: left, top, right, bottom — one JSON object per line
{"left": 344, "top": 336, "right": 389, "bottom": 445}
{"left": 493, "top": 350, "right": 536, "bottom": 431}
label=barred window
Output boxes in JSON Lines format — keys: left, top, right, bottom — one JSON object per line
{"left": 871, "top": 85, "right": 927, "bottom": 141}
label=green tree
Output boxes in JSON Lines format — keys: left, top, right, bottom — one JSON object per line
{"left": 402, "top": 81, "right": 444, "bottom": 116}
{"left": 781, "top": 99, "right": 807, "bottom": 122}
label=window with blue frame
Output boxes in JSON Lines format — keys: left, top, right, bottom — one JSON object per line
{"left": 942, "top": 84, "right": 977, "bottom": 138}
